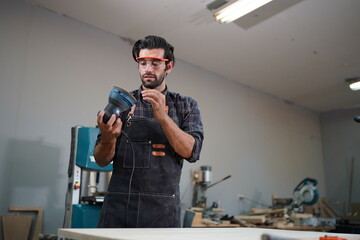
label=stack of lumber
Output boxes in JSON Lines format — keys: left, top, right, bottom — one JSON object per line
{"left": 303, "top": 197, "right": 339, "bottom": 218}
{"left": 185, "top": 208, "right": 241, "bottom": 227}
{"left": 235, "top": 208, "right": 291, "bottom": 228}
{"left": 234, "top": 198, "right": 338, "bottom": 230}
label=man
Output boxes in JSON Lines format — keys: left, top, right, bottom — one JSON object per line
{"left": 95, "top": 35, "right": 204, "bottom": 227}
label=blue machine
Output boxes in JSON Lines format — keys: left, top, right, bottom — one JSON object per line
{"left": 293, "top": 178, "right": 319, "bottom": 207}
{"left": 75, "top": 127, "right": 112, "bottom": 171}
{"left": 71, "top": 204, "right": 102, "bottom": 228}
{"left": 63, "top": 126, "right": 112, "bottom": 228}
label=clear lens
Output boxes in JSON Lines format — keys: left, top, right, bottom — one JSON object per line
{"left": 138, "top": 59, "right": 164, "bottom": 69}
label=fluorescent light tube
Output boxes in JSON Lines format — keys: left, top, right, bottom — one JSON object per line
{"left": 349, "top": 81, "right": 360, "bottom": 91}
{"left": 214, "top": 0, "right": 273, "bottom": 23}
{"left": 345, "top": 77, "right": 360, "bottom": 91}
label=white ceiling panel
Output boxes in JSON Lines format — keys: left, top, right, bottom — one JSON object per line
{"left": 26, "top": 0, "right": 360, "bottom": 112}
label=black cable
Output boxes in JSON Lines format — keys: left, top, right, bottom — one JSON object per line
{"left": 120, "top": 129, "right": 136, "bottom": 227}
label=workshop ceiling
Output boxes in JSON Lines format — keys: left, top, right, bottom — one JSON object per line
{"left": 26, "top": 0, "right": 360, "bottom": 112}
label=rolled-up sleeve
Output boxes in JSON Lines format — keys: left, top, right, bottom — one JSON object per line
{"left": 180, "top": 97, "right": 204, "bottom": 162}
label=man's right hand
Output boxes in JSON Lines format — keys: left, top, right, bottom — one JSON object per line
{"left": 97, "top": 110, "right": 122, "bottom": 141}
{"left": 94, "top": 111, "right": 122, "bottom": 167}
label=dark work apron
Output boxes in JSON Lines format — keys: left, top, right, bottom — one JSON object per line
{"left": 98, "top": 115, "right": 182, "bottom": 228}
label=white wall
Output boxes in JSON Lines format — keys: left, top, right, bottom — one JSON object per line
{"left": 0, "top": 0, "right": 326, "bottom": 236}
{"left": 320, "top": 108, "right": 360, "bottom": 214}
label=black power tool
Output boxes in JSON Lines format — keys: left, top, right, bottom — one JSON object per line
{"left": 102, "top": 86, "right": 136, "bottom": 124}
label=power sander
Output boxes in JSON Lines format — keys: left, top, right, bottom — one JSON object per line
{"left": 102, "top": 86, "right": 136, "bottom": 124}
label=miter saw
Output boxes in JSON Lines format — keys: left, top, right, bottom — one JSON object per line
{"left": 272, "top": 178, "right": 319, "bottom": 210}
{"left": 292, "top": 177, "right": 319, "bottom": 208}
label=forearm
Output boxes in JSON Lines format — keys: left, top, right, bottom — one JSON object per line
{"left": 94, "top": 138, "right": 116, "bottom": 167}
{"left": 94, "top": 111, "right": 122, "bottom": 167}
{"left": 140, "top": 89, "right": 197, "bottom": 159}
{"left": 159, "top": 115, "right": 195, "bottom": 159}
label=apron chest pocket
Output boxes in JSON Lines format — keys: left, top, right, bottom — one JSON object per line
{"left": 123, "top": 140, "right": 151, "bottom": 169}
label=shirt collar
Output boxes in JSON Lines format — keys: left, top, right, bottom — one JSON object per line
{"left": 137, "top": 85, "right": 169, "bottom": 103}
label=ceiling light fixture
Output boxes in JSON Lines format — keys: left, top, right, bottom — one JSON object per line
{"left": 345, "top": 77, "right": 360, "bottom": 91}
{"left": 213, "top": 0, "right": 273, "bottom": 23}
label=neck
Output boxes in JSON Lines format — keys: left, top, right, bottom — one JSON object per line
{"left": 142, "top": 82, "right": 166, "bottom": 92}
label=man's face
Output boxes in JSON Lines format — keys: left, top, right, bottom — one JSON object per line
{"left": 137, "top": 48, "right": 172, "bottom": 90}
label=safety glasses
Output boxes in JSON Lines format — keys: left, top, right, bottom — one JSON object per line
{"left": 136, "top": 57, "right": 169, "bottom": 70}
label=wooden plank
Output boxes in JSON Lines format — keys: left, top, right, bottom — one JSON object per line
{"left": 8, "top": 207, "right": 43, "bottom": 240}
{"left": 191, "top": 212, "right": 203, "bottom": 226}
{"left": 292, "top": 213, "right": 313, "bottom": 219}
{"left": 250, "top": 208, "right": 287, "bottom": 215}
{"left": 235, "top": 215, "right": 266, "bottom": 224}
{"left": 2, "top": 215, "right": 32, "bottom": 240}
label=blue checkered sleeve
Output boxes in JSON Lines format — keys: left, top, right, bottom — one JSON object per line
{"left": 173, "top": 95, "right": 204, "bottom": 162}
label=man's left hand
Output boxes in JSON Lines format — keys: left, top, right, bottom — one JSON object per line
{"left": 141, "top": 89, "right": 167, "bottom": 122}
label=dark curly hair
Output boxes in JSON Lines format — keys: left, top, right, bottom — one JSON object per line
{"left": 132, "top": 35, "right": 175, "bottom": 66}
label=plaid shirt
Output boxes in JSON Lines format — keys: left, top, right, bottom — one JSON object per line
{"left": 130, "top": 86, "right": 204, "bottom": 162}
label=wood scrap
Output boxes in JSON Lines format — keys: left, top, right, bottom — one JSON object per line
{"left": 237, "top": 196, "right": 338, "bottom": 230}
{"left": 2, "top": 215, "right": 32, "bottom": 240}
{"left": 303, "top": 197, "right": 338, "bottom": 218}
{"left": 235, "top": 215, "right": 266, "bottom": 224}
{"left": 251, "top": 208, "right": 287, "bottom": 215}
{"left": 319, "top": 198, "right": 338, "bottom": 218}
{"left": 8, "top": 207, "right": 43, "bottom": 240}
{"left": 273, "top": 221, "right": 294, "bottom": 229}
{"left": 235, "top": 208, "right": 289, "bottom": 227}
{"left": 202, "top": 219, "right": 219, "bottom": 225}
{"left": 190, "top": 207, "right": 204, "bottom": 212}
{"left": 230, "top": 217, "right": 256, "bottom": 227}
{"left": 292, "top": 213, "right": 313, "bottom": 219}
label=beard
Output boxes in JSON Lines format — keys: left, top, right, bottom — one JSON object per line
{"left": 140, "top": 71, "right": 166, "bottom": 89}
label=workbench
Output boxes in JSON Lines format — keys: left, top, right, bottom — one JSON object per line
{"left": 58, "top": 227, "right": 360, "bottom": 240}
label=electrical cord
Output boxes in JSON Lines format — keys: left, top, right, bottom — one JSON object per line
{"left": 120, "top": 129, "right": 136, "bottom": 227}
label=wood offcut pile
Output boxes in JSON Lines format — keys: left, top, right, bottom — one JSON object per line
{"left": 233, "top": 197, "right": 338, "bottom": 230}
{"left": 233, "top": 208, "right": 291, "bottom": 228}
